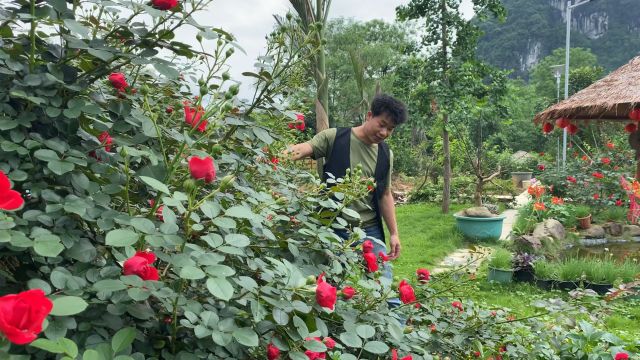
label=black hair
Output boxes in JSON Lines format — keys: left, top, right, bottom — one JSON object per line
{"left": 370, "top": 94, "right": 407, "bottom": 126}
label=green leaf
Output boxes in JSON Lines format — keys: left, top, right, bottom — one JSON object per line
{"left": 111, "top": 327, "right": 136, "bottom": 353}
{"left": 30, "top": 338, "right": 64, "bottom": 354}
{"left": 206, "top": 277, "right": 234, "bottom": 301}
{"left": 58, "top": 338, "right": 78, "bottom": 358}
{"left": 82, "top": 349, "right": 102, "bottom": 360}
{"left": 63, "top": 19, "right": 91, "bottom": 38}
{"left": 232, "top": 327, "right": 258, "bottom": 347}
{"left": 48, "top": 160, "right": 75, "bottom": 175}
{"left": 363, "top": 341, "right": 388, "bottom": 354}
{"left": 212, "top": 217, "right": 236, "bottom": 229}
{"left": 252, "top": 127, "right": 274, "bottom": 144}
{"left": 34, "top": 238, "right": 65, "bottom": 257}
{"left": 224, "top": 234, "right": 250, "bottom": 247}
{"left": 34, "top": 149, "right": 60, "bottom": 161}
{"left": 50, "top": 296, "right": 88, "bottom": 316}
{"left": 293, "top": 316, "right": 309, "bottom": 338}
{"left": 339, "top": 332, "right": 362, "bottom": 348}
{"left": 179, "top": 266, "right": 205, "bottom": 280}
{"left": 88, "top": 48, "right": 113, "bottom": 61}
{"left": 356, "top": 324, "right": 376, "bottom": 339}
{"left": 105, "top": 229, "right": 139, "bottom": 247}
{"left": 139, "top": 176, "right": 170, "bottom": 194}
{"left": 224, "top": 205, "right": 254, "bottom": 219}
{"left": 153, "top": 63, "right": 180, "bottom": 79}
{"left": 130, "top": 218, "right": 156, "bottom": 234}
{"left": 93, "top": 279, "right": 127, "bottom": 292}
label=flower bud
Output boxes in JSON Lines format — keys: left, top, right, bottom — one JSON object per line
{"left": 196, "top": 33, "right": 203, "bottom": 43}
{"left": 306, "top": 275, "right": 316, "bottom": 285}
{"left": 403, "top": 326, "right": 414, "bottom": 334}
{"left": 199, "top": 86, "right": 208, "bottom": 96}
{"left": 222, "top": 71, "right": 230, "bottom": 81}
{"left": 225, "top": 48, "right": 234, "bottom": 58}
{"left": 218, "top": 174, "right": 235, "bottom": 191}
{"left": 183, "top": 178, "right": 197, "bottom": 192}
{"left": 229, "top": 84, "right": 239, "bottom": 95}
{"left": 198, "top": 78, "right": 206, "bottom": 86}
{"left": 224, "top": 91, "right": 233, "bottom": 100}
{"left": 222, "top": 102, "right": 233, "bottom": 113}
{"left": 141, "top": 85, "right": 150, "bottom": 95}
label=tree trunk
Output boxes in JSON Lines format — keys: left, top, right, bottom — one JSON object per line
{"left": 474, "top": 176, "right": 483, "bottom": 207}
{"left": 442, "top": 114, "right": 451, "bottom": 213}
{"left": 314, "top": 0, "right": 329, "bottom": 133}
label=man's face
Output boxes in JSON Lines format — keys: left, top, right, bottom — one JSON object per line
{"left": 365, "top": 112, "right": 396, "bottom": 144}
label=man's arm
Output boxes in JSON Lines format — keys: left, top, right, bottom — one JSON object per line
{"left": 379, "top": 188, "right": 401, "bottom": 260}
{"left": 285, "top": 143, "right": 314, "bottom": 161}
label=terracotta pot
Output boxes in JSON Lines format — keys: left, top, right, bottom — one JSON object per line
{"left": 577, "top": 215, "right": 591, "bottom": 229}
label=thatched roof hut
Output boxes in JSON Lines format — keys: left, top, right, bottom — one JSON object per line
{"left": 534, "top": 56, "right": 640, "bottom": 124}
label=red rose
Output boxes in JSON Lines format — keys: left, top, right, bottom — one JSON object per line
{"left": 315, "top": 273, "right": 337, "bottom": 310}
{"left": 416, "top": 268, "right": 430, "bottom": 283}
{"left": 537, "top": 164, "right": 545, "bottom": 171}
{"left": 542, "top": 122, "right": 553, "bottom": 134}
{"left": 295, "top": 121, "right": 305, "bottom": 131}
{"left": 363, "top": 252, "right": 378, "bottom": 272}
{"left": 615, "top": 353, "right": 629, "bottom": 360}
{"left": 555, "top": 117, "right": 570, "bottom": 129}
{"left": 0, "top": 289, "right": 53, "bottom": 345}
{"left": 123, "top": 251, "right": 160, "bottom": 280}
{"left": 184, "top": 104, "right": 207, "bottom": 132}
{"left": 367, "top": 184, "right": 374, "bottom": 192}
{"left": 452, "top": 301, "right": 463, "bottom": 312}
{"left": 152, "top": 0, "right": 178, "bottom": 10}
{"left": 166, "top": 106, "right": 174, "bottom": 114}
{"left": 0, "top": 171, "right": 24, "bottom": 211}
{"left": 108, "top": 72, "right": 128, "bottom": 90}
{"left": 601, "top": 157, "right": 611, "bottom": 165}
{"left": 287, "top": 122, "right": 295, "bottom": 129}
{"left": 304, "top": 337, "right": 326, "bottom": 359}
{"left": 593, "top": 194, "right": 600, "bottom": 200}
{"left": 606, "top": 142, "right": 615, "bottom": 149}
{"left": 296, "top": 113, "right": 305, "bottom": 121}
{"left": 378, "top": 251, "right": 390, "bottom": 262}
{"left": 592, "top": 172, "right": 604, "bottom": 179}
{"left": 429, "top": 323, "right": 436, "bottom": 333}
{"left": 341, "top": 286, "right": 356, "bottom": 300}
{"left": 323, "top": 337, "right": 335, "bottom": 349}
{"left": 362, "top": 240, "right": 374, "bottom": 253}
{"left": 398, "top": 280, "right": 417, "bottom": 306}
{"left": 625, "top": 123, "right": 638, "bottom": 133}
{"left": 566, "top": 176, "right": 577, "bottom": 183}
{"left": 616, "top": 199, "right": 623, "bottom": 206}
{"left": 267, "top": 343, "right": 280, "bottom": 360}
{"left": 391, "top": 348, "right": 413, "bottom": 360}
{"left": 188, "top": 156, "right": 216, "bottom": 183}
{"left": 629, "top": 108, "right": 640, "bottom": 121}
{"left": 567, "top": 123, "right": 579, "bottom": 135}
{"left": 474, "top": 351, "right": 481, "bottom": 357}
{"left": 98, "top": 131, "right": 113, "bottom": 152}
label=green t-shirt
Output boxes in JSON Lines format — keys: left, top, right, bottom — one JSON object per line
{"left": 307, "top": 128, "right": 393, "bottom": 228}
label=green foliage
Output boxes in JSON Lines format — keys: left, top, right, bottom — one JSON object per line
{"left": 529, "top": 48, "right": 600, "bottom": 100}
{"left": 532, "top": 259, "right": 559, "bottom": 280}
{"left": 575, "top": 205, "right": 592, "bottom": 218}
{"left": 489, "top": 248, "right": 513, "bottom": 270}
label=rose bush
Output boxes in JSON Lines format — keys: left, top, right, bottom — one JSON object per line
{"left": 0, "top": 1, "right": 637, "bottom": 359}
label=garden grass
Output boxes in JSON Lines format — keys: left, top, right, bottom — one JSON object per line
{"left": 390, "top": 202, "right": 640, "bottom": 337}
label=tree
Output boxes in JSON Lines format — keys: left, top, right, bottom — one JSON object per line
{"left": 397, "top": 0, "right": 506, "bottom": 213}
{"left": 529, "top": 47, "right": 600, "bottom": 100}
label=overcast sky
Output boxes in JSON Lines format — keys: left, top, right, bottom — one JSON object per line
{"left": 189, "top": 0, "right": 473, "bottom": 97}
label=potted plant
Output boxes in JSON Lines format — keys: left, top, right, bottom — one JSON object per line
{"left": 512, "top": 252, "right": 540, "bottom": 283}
{"left": 487, "top": 248, "right": 514, "bottom": 283}
{"left": 533, "top": 259, "right": 558, "bottom": 290}
{"left": 583, "top": 258, "right": 617, "bottom": 295}
{"left": 508, "top": 152, "right": 535, "bottom": 189}
{"left": 556, "top": 258, "right": 584, "bottom": 290}
{"left": 454, "top": 206, "right": 506, "bottom": 242}
{"left": 575, "top": 205, "right": 592, "bottom": 229}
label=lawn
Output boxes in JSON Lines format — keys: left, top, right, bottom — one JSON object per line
{"left": 388, "top": 201, "right": 640, "bottom": 340}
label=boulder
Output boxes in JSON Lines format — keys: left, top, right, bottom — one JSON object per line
{"left": 584, "top": 225, "right": 605, "bottom": 239}
{"left": 623, "top": 224, "right": 640, "bottom": 236}
{"left": 514, "top": 234, "right": 542, "bottom": 251}
{"left": 459, "top": 207, "right": 495, "bottom": 218}
{"left": 604, "top": 222, "right": 623, "bottom": 237}
{"left": 532, "top": 219, "right": 566, "bottom": 242}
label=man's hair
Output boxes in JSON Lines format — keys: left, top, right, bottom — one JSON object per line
{"left": 370, "top": 94, "right": 407, "bottom": 126}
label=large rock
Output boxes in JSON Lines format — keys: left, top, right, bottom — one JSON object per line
{"left": 458, "top": 207, "right": 495, "bottom": 218}
{"left": 604, "top": 222, "right": 623, "bottom": 236}
{"left": 584, "top": 225, "right": 606, "bottom": 239}
{"left": 532, "top": 219, "right": 566, "bottom": 242}
{"left": 514, "top": 234, "right": 542, "bottom": 251}
{"left": 623, "top": 224, "right": 640, "bottom": 236}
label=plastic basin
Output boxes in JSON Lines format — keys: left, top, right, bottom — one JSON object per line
{"left": 454, "top": 214, "right": 505, "bottom": 241}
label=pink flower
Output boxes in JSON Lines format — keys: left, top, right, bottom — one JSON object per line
{"left": 452, "top": 301, "right": 463, "bottom": 312}
{"left": 341, "top": 286, "right": 356, "bottom": 300}
{"left": 416, "top": 268, "right": 430, "bottom": 283}
{"left": 315, "top": 273, "right": 337, "bottom": 310}
{"left": 123, "top": 251, "right": 160, "bottom": 280}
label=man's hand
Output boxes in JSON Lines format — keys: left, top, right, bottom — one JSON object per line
{"left": 388, "top": 234, "right": 401, "bottom": 260}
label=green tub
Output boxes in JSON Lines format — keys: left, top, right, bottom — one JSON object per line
{"left": 454, "top": 214, "right": 506, "bottom": 241}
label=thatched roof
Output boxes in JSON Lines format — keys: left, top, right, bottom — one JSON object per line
{"left": 533, "top": 56, "right": 640, "bottom": 124}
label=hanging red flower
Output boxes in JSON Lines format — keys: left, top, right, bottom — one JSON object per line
{"left": 629, "top": 108, "right": 640, "bottom": 121}
{"left": 391, "top": 349, "right": 413, "bottom": 360}
{"left": 566, "top": 123, "right": 579, "bottom": 135}
{"left": 555, "top": 117, "right": 570, "bottom": 128}
{"left": 542, "top": 122, "right": 554, "bottom": 134}
{"left": 615, "top": 352, "right": 629, "bottom": 360}
{"left": 625, "top": 123, "right": 638, "bottom": 133}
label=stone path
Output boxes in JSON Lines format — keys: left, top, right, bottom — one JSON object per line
{"left": 431, "top": 190, "right": 531, "bottom": 274}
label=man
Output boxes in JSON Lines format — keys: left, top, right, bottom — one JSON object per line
{"left": 287, "top": 94, "right": 407, "bottom": 267}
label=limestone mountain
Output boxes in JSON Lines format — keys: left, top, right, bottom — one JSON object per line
{"left": 476, "top": 0, "right": 640, "bottom": 78}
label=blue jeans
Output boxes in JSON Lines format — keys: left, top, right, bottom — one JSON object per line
{"left": 335, "top": 225, "right": 401, "bottom": 308}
